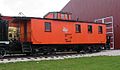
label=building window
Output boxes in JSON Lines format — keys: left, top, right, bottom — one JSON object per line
{"left": 98, "top": 26, "right": 103, "bottom": 34}
{"left": 54, "top": 13, "right": 58, "bottom": 19}
{"left": 88, "top": 25, "right": 92, "bottom": 33}
{"left": 75, "top": 24, "right": 81, "bottom": 33}
{"left": 45, "top": 22, "right": 51, "bottom": 32}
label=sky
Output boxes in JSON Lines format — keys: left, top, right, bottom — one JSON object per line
{"left": 0, "top": 0, "right": 70, "bottom": 17}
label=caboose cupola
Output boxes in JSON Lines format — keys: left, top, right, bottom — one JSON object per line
{"left": 44, "top": 12, "right": 72, "bottom": 20}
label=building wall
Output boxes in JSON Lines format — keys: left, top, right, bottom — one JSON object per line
{"left": 62, "top": 0, "right": 120, "bottom": 49}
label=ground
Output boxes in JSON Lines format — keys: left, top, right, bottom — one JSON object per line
{"left": 0, "top": 56, "right": 120, "bottom": 70}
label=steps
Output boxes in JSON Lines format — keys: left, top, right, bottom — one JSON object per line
{"left": 22, "top": 43, "right": 32, "bottom": 53}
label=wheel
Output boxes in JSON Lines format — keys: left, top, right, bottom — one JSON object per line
{"left": 43, "top": 52, "right": 48, "bottom": 55}
{"left": 25, "top": 52, "right": 31, "bottom": 56}
{"left": 76, "top": 50, "right": 80, "bottom": 53}
{"left": 0, "top": 48, "right": 6, "bottom": 58}
{"left": 83, "top": 46, "right": 91, "bottom": 53}
{"left": 96, "top": 46, "right": 102, "bottom": 52}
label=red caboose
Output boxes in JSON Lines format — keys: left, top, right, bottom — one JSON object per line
{"left": 12, "top": 12, "right": 106, "bottom": 54}
{"left": 0, "top": 12, "right": 106, "bottom": 57}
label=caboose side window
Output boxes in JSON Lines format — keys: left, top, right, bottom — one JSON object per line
{"left": 88, "top": 25, "right": 92, "bottom": 33}
{"left": 98, "top": 26, "right": 103, "bottom": 34}
{"left": 75, "top": 24, "right": 81, "bottom": 33}
{"left": 45, "top": 22, "right": 51, "bottom": 32}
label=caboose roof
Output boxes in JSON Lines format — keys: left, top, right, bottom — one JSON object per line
{"left": 1, "top": 16, "right": 105, "bottom": 25}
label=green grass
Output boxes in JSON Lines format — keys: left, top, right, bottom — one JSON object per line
{"left": 0, "top": 56, "right": 120, "bottom": 70}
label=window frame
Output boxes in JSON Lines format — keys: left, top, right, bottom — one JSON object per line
{"left": 45, "top": 22, "right": 51, "bottom": 32}
{"left": 61, "top": 14, "right": 65, "bottom": 19}
{"left": 65, "top": 14, "right": 68, "bottom": 20}
{"left": 88, "top": 25, "right": 92, "bottom": 33}
{"left": 98, "top": 26, "right": 103, "bottom": 34}
{"left": 75, "top": 24, "right": 81, "bottom": 33}
{"left": 53, "top": 13, "right": 58, "bottom": 19}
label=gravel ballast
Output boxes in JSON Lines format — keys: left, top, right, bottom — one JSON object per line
{"left": 0, "top": 50, "right": 120, "bottom": 63}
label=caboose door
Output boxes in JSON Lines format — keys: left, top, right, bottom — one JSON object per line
{"left": 0, "top": 20, "right": 8, "bottom": 41}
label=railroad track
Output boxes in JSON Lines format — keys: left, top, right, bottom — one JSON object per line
{"left": 0, "top": 50, "right": 120, "bottom": 63}
{"left": 0, "top": 52, "right": 89, "bottom": 63}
